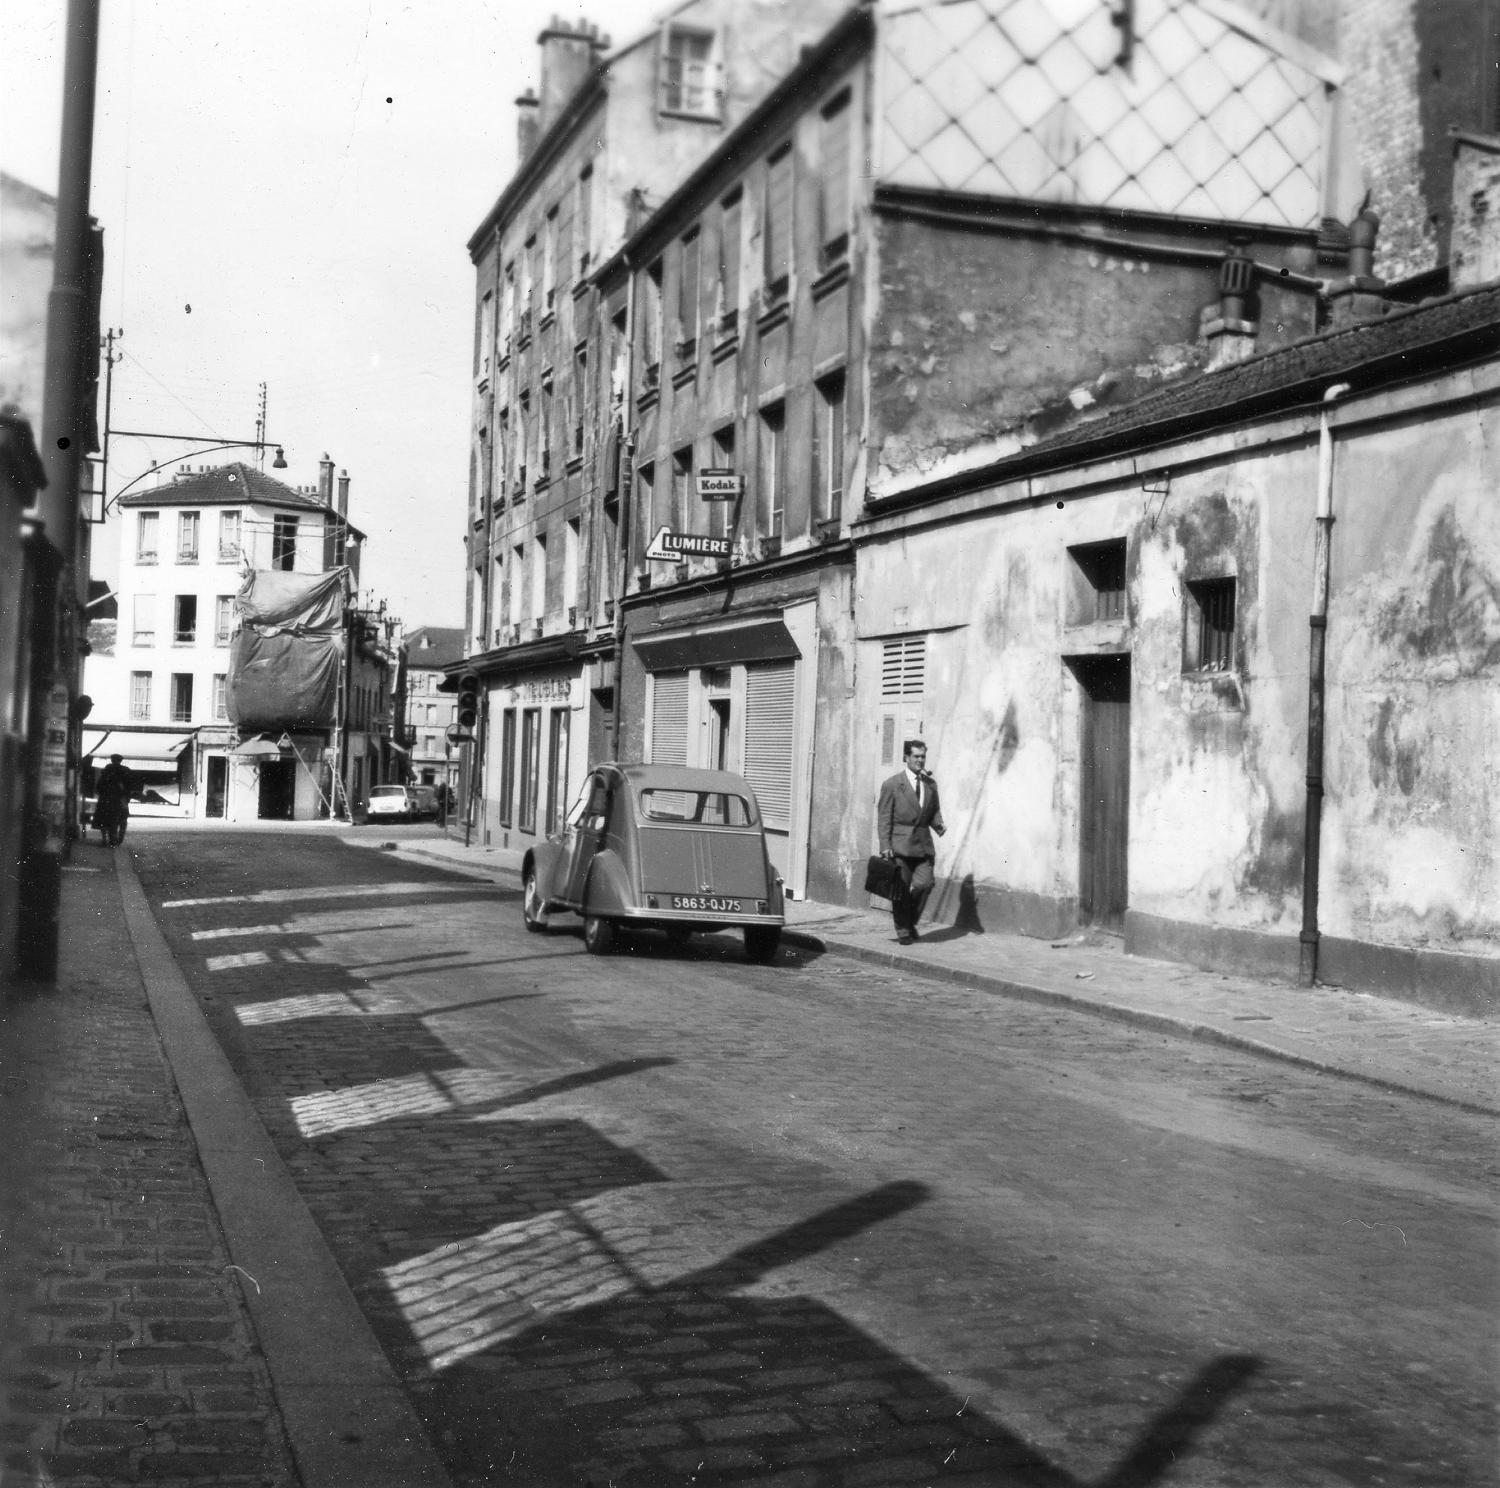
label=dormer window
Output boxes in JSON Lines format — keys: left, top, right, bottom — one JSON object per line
{"left": 660, "top": 26, "right": 720, "bottom": 120}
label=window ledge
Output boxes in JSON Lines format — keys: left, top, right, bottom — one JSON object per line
{"left": 658, "top": 107, "right": 723, "bottom": 126}
{"left": 571, "top": 278, "right": 591, "bottom": 302}
{"left": 636, "top": 388, "right": 660, "bottom": 413}
{"left": 539, "top": 310, "right": 556, "bottom": 333}
{"left": 711, "top": 332, "right": 740, "bottom": 365}
{"left": 565, "top": 455, "right": 584, "bottom": 476}
{"left": 671, "top": 361, "right": 697, "bottom": 391}
{"left": 811, "top": 258, "right": 850, "bottom": 301}
{"left": 756, "top": 297, "right": 791, "bottom": 335}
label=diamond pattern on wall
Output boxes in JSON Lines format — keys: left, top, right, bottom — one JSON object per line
{"left": 879, "top": 0, "right": 1332, "bottom": 228}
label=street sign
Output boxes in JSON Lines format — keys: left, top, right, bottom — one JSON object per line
{"left": 697, "top": 468, "right": 743, "bottom": 500}
{"left": 445, "top": 724, "right": 474, "bottom": 744}
{"left": 644, "top": 525, "right": 733, "bottom": 562}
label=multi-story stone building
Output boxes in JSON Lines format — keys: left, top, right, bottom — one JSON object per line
{"left": 399, "top": 625, "right": 465, "bottom": 796}
{"left": 84, "top": 456, "right": 390, "bottom": 822}
{"left": 460, "top": 0, "right": 854, "bottom": 851}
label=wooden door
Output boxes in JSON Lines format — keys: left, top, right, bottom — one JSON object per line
{"left": 1078, "top": 656, "right": 1130, "bottom": 930}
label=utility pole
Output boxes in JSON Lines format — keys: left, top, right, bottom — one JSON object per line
{"left": 18, "top": 0, "right": 101, "bottom": 981}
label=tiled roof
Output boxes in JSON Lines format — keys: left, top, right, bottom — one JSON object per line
{"left": 404, "top": 626, "right": 467, "bottom": 670}
{"left": 1029, "top": 281, "right": 1500, "bottom": 461}
{"left": 117, "top": 462, "right": 331, "bottom": 513}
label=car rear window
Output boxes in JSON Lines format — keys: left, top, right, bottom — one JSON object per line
{"left": 371, "top": 787, "right": 406, "bottom": 798}
{"left": 639, "top": 788, "right": 755, "bottom": 826}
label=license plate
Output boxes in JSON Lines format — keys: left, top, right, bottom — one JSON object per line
{"left": 671, "top": 895, "right": 742, "bottom": 913}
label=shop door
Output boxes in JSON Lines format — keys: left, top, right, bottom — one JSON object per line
{"left": 1077, "top": 655, "right": 1130, "bottom": 930}
{"left": 258, "top": 760, "right": 296, "bottom": 820}
{"left": 205, "top": 756, "right": 227, "bottom": 818}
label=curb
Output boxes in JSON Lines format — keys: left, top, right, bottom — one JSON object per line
{"left": 390, "top": 842, "right": 1495, "bottom": 1118}
{"left": 114, "top": 850, "right": 455, "bottom": 1488}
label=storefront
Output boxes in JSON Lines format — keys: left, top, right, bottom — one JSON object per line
{"left": 80, "top": 728, "right": 195, "bottom": 819}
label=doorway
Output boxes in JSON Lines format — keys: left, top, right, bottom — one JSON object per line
{"left": 1075, "top": 655, "right": 1130, "bottom": 931}
{"left": 257, "top": 759, "right": 296, "bottom": 820}
{"left": 205, "top": 756, "right": 227, "bottom": 818}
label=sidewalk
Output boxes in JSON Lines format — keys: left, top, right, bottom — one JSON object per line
{"left": 367, "top": 828, "right": 1500, "bottom": 1117}
{"left": 0, "top": 838, "right": 451, "bottom": 1488}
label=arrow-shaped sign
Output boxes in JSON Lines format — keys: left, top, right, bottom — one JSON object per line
{"left": 644, "top": 525, "right": 734, "bottom": 562}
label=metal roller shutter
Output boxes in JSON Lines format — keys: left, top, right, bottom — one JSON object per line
{"left": 744, "top": 660, "right": 795, "bottom": 826}
{"left": 650, "top": 671, "right": 689, "bottom": 766}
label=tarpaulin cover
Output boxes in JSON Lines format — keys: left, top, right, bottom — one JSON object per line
{"left": 227, "top": 568, "right": 348, "bottom": 730}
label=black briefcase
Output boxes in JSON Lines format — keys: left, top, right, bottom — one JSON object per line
{"left": 864, "top": 854, "right": 902, "bottom": 900}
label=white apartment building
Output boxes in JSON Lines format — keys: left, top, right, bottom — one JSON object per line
{"left": 400, "top": 625, "right": 464, "bottom": 796}
{"left": 83, "top": 459, "right": 365, "bottom": 821}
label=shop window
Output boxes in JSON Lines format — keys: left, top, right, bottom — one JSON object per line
{"left": 1185, "top": 577, "right": 1237, "bottom": 673}
{"left": 499, "top": 708, "right": 517, "bottom": 827}
{"left": 546, "top": 708, "right": 570, "bottom": 837}
{"left": 519, "top": 708, "right": 541, "bottom": 831}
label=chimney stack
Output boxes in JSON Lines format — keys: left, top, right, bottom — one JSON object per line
{"left": 318, "top": 452, "right": 334, "bottom": 506}
{"left": 337, "top": 469, "right": 350, "bottom": 518}
{"left": 536, "top": 17, "right": 607, "bottom": 136}
{"left": 1327, "top": 208, "right": 1386, "bottom": 327}
{"left": 516, "top": 88, "right": 540, "bottom": 160}
{"left": 1201, "top": 247, "right": 1258, "bottom": 369}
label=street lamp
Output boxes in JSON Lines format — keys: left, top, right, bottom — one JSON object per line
{"left": 96, "top": 433, "right": 287, "bottom": 521}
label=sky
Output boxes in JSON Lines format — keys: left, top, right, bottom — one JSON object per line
{"left": 4, "top": 0, "right": 666, "bottom": 631}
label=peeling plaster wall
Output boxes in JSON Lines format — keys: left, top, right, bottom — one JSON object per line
{"left": 866, "top": 215, "right": 1322, "bottom": 495}
{"left": 1320, "top": 404, "right": 1500, "bottom": 956}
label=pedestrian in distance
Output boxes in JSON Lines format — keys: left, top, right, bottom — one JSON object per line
{"left": 877, "top": 738, "right": 945, "bottom": 945}
{"left": 93, "top": 753, "right": 134, "bottom": 846}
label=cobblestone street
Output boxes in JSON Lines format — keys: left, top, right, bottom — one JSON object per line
{"left": 36, "top": 828, "right": 1498, "bottom": 1487}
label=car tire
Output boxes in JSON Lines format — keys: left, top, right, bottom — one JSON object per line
{"left": 522, "top": 869, "right": 548, "bottom": 933}
{"left": 744, "top": 925, "right": 780, "bottom": 964}
{"left": 583, "top": 914, "right": 616, "bottom": 956}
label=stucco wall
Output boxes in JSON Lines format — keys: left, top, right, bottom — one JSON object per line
{"left": 1319, "top": 400, "right": 1500, "bottom": 959}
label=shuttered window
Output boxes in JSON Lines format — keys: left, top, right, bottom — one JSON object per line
{"left": 763, "top": 143, "right": 793, "bottom": 299}
{"left": 650, "top": 672, "right": 689, "bottom": 765}
{"left": 718, "top": 190, "right": 741, "bottom": 333}
{"left": 819, "top": 91, "right": 851, "bottom": 266}
{"left": 678, "top": 228, "right": 700, "bottom": 354}
{"left": 744, "top": 660, "right": 795, "bottom": 826}
{"left": 879, "top": 636, "right": 926, "bottom": 767}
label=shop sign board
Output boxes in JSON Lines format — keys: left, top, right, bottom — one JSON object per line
{"left": 696, "top": 468, "right": 743, "bottom": 500}
{"left": 644, "top": 525, "right": 733, "bottom": 562}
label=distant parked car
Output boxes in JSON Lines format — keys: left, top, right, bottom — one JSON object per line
{"left": 407, "top": 785, "right": 439, "bottom": 820}
{"left": 521, "top": 762, "right": 785, "bottom": 961}
{"left": 367, "top": 785, "right": 416, "bottom": 820}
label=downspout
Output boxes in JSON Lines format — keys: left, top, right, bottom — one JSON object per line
{"left": 610, "top": 260, "right": 636, "bottom": 758}
{"left": 1299, "top": 381, "right": 1351, "bottom": 986}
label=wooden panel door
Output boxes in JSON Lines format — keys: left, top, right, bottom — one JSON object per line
{"left": 1078, "top": 656, "right": 1130, "bottom": 930}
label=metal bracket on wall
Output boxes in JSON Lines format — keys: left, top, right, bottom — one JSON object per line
{"left": 1140, "top": 467, "right": 1172, "bottom": 530}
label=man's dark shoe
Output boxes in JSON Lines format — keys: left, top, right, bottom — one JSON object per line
{"left": 897, "top": 931, "right": 914, "bottom": 945}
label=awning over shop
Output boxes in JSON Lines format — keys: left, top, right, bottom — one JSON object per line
{"left": 82, "top": 730, "right": 192, "bottom": 763}
{"left": 632, "top": 617, "right": 801, "bottom": 673}
{"left": 229, "top": 734, "right": 287, "bottom": 758}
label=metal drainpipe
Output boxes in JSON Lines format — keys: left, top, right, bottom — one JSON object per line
{"left": 1299, "top": 381, "right": 1352, "bottom": 986}
{"left": 610, "top": 262, "right": 636, "bottom": 758}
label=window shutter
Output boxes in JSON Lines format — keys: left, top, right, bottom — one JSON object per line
{"left": 679, "top": 232, "right": 700, "bottom": 346}
{"left": 650, "top": 672, "right": 689, "bottom": 765}
{"left": 764, "top": 145, "right": 793, "bottom": 291}
{"left": 744, "top": 660, "right": 795, "bottom": 826}
{"left": 820, "top": 94, "right": 850, "bottom": 251}
{"left": 719, "top": 194, "right": 741, "bottom": 324}
{"left": 880, "top": 635, "right": 926, "bottom": 699}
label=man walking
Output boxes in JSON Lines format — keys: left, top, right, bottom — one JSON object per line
{"left": 877, "top": 739, "right": 945, "bottom": 945}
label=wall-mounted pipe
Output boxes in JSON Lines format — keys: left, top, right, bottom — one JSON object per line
{"left": 1299, "top": 380, "right": 1352, "bottom": 986}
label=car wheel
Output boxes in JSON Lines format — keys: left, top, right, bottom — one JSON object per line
{"left": 744, "top": 925, "right": 781, "bottom": 964}
{"left": 522, "top": 869, "right": 548, "bottom": 933}
{"left": 583, "top": 914, "right": 616, "bottom": 956}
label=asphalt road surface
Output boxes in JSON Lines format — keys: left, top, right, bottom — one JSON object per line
{"left": 131, "top": 829, "right": 1499, "bottom": 1488}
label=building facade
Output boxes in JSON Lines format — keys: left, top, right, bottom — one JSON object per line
{"left": 399, "top": 625, "right": 465, "bottom": 795}
{"left": 85, "top": 458, "right": 391, "bottom": 822}
{"left": 460, "top": 1, "right": 856, "bottom": 854}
